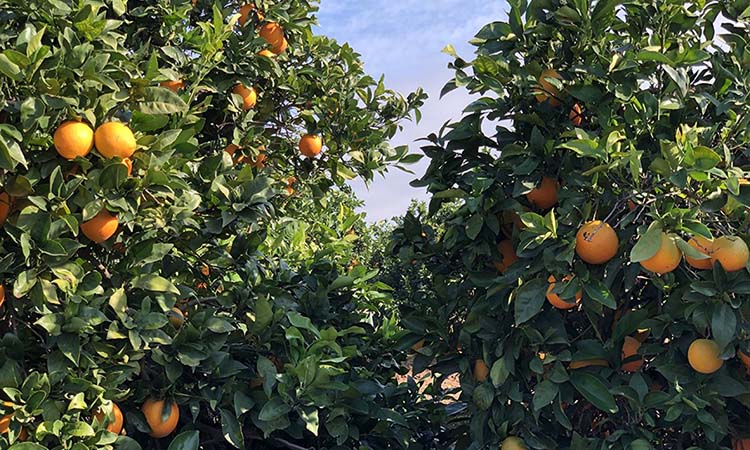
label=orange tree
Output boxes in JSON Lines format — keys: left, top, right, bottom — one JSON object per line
{"left": 396, "top": 0, "right": 750, "bottom": 449}
{"left": 0, "top": 0, "right": 436, "bottom": 449}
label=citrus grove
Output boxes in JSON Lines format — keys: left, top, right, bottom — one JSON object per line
{"left": 392, "top": 0, "right": 750, "bottom": 449}
{"left": 0, "top": 0, "right": 439, "bottom": 449}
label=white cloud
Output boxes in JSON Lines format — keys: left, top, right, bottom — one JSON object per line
{"left": 316, "top": 0, "right": 509, "bottom": 221}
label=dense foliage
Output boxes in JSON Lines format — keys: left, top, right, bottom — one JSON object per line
{"left": 0, "top": 1, "right": 436, "bottom": 449}
{"left": 397, "top": 1, "right": 750, "bottom": 449}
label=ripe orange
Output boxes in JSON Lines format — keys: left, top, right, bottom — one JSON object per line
{"left": 54, "top": 120, "right": 95, "bottom": 160}
{"left": 411, "top": 339, "right": 425, "bottom": 352}
{"left": 299, "top": 134, "right": 323, "bottom": 158}
{"left": 238, "top": 3, "right": 263, "bottom": 26}
{"left": 493, "top": 240, "right": 519, "bottom": 273}
{"left": 738, "top": 350, "right": 750, "bottom": 374}
{"left": 80, "top": 209, "right": 119, "bottom": 244}
{"left": 121, "top": 157, "right": 133, "bottom": 176}
{"left": 733, "top": 438, "right": 750, "bottom": 450}
{"left": 501, "top": 436, "right": 527, "bottom": 450}
{"left": 569, "top": 103, "right": 583, "bottom": 126}
{"left": 639, "top": 232, "right": 682, "bottom": 274}
{"left": 526, "top": 176, "right": 559, "bottom": 209}
{"left": 688, "top": 339, "right": 723, "bottom": 374}
{"left": 535, "top": 69, "right": 562, "bottom": 106}
{"left": 94, "top": 403, "right": 124, "bottom": 434}
{"left": 0, "top": 284, "right": 5, "bottom": 309}
{"left": 272, "top": 37, "right": 288, "bottom": 54}
{"left": 711, "top": 236, "right": 749, "bottom": 272}
{"left": 233, "top": 84, "right": 257, "bottom": 110}
{"left": 621, "top": 336, "right": 644, "bottom": 372}
{"left": 160, "top": 80, "right": 185, "bottom": 92}
{"left": 576, "top": 221, "right": 619, "bottom": 264}
{"left": 0, "top": 192, "right": 11, "bottom": 225}
{"left": 200, "top": 264, "right": 210, "bottom": 276}
{"left": 568, "top": 359, "right": 609, "bottom": 369}
{"left": 546, "top": 275, "right": 581, "bottom": 310}
{"left": 257, "top": 49, "right": 276, "bottom": 58}
{"left": 473, "top": 359, "right": 490, "bottom": 382}
{"left": 168, "top": 307, "right": 185, "bottom": 328}
{"left": 685, "top": 235, "right": 714, "bottom": 270}
{"left": 95, "top": 122, "right": 137, "bottom": 159}
{"left": 142, "top": 398, "right": 179, "bottom": 438}
{"left": 259, "top": 22, "right": 284, "bottom": 48}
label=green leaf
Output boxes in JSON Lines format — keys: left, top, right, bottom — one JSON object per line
{"left": 466, "top": 214, "right": 484, "bottom": 240}
{"left": 570, "top": 373, "right": 619, "bottom": 414}
{"left": 131, "top": 274, "right": 180, "bottom": 294}
{"left": 490, "top": 357, "right": 510, "bottom": 386}
{"left": 514, "top": 278, "right": 547, "bottom": 325}
{"left": 630, "top": 222, "right": 662, "bottom": 262}
{"left": 136, "top": 87, "right": 188, "bottom": 115}
{"left": 533, "top": 380, "right": 558, "bottom": 411}
{"left": 300, "top": 408, "right": 320, "bottom": 436}
{"left": 558, "top": 139, "right": 605, "bottom": 159}
{"left": 220, "top": 409, "right": 243, "bottom": 449}
{"left": 258, "top": 397, "right": 291, "bottom": 421}
{"left": 8, "top": 444, "right": 47, "bottom": 450}
{"left": 711, "top": 304, "right": 736, "bottom": 349}
{"left": 583, "top": 279, "right": 617, "bottom": 309}
{"left": 166, "top": 431, "right": 199, "bottom": 450}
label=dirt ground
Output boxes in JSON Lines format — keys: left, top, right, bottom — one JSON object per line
{"left": 396, "top": 355, "right": 461, "bottom": 401}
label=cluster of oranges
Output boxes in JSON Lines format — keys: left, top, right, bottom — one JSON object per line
{"left": 53, "top": 120, "right": 135, "bottom": 244}
{"left": 485, "top": 68, "right": 750, "bottom": 449}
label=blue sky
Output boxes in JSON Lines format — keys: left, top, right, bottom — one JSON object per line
{"left": 316, "top": 1, "right": 509, "bottom": 222}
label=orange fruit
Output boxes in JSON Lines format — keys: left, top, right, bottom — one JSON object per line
{"left": 160, "top": 80, "right": 185, "bottom": 92}
{"left": 546, "top": 275, "right": 581, "bottom": 310}
{"left": 272, "top": 37, "right": 288, "bottom": 54}
{"left": 535, "top": 69, "right": 562, "bottom": 106}
{"left": 501, "top": 437, "right": 527, "bottom": 450}
{"left": 257, "top": 49, "right": 276, "bottom": 58}
{"left": 621, "top": 336, "right": 644, "bottom": 372}
{"left": 711, "top": 236, "right": 749, "bottom": 272}
{"left": 259, "top": 22, "right": 284, "bottom": 48}
{"left": 95, "top": 122, "right": 137, "bottom": 159}
{"left": 493, "top": 240, "right": 519, "bottom": 273}
{"left": 121, "top": 158, "right": 133, "bottom": 176}
{"left": 200, "top": 264, "right": 210, "bottom": 276}
{"left": 299, "top": 134, "right": 323, "bottom": 158}
{"left": 225, "top": 143, "right": 240, "bottom": 158}
{"left": 685, "top": 235, "right": 714, "bottom": 270}
{"left": 576, "top": 221, "right": 619, "bottom": 264}
{"left": 568, "top": 359, "right": 609, "bottom": 369}
{"left": 688, "top": 339, "right": 723, "bottom": 374}
{"left": 168, "top": 308, "right": 185, "bottom": 328}
{"left": 80, "top": 209, "right": 119, "bottom": 244}
{"left": 411, "top": 339, "right": 425, "bottom": 352}
{"left": 569, "top": 103, "right": 583, "bottom": 126}
{"left": 738, "top": 350, "right": 749, "bottom": 374}
{"left": 526, "top": 176, "right": 559, "bottom": 209}
{"left": 285, "top": 176, "right": 297, "bottom": 195}
{"left": 639, "top": 232, "right": 682, "bottom": 274}
{"left": 54, "top": 120, "right": 95, "bottom": 160}
{"left": 142, "top": 398, "right": 179, "bottom": 438}
{"left": 238, "top": 3, "right": 263, "bottom": 26}
{"left": 0, "top": 192, "right": 11, "bottom": 225}
{"left": 233, "top": 84, "right": 257, "bottom": 110}
{"left": 627, "top": 200, "right": 637, "bottom": 211}
{"left": 0, "top": 284, "right": 5, "bottom": 309}
{"left": 733, "top": 438, "right": 750, "bottom": 450}
{"left": 473, "top": 359, "right": 490, "bottom": 382}
{"left": 94, "top": 403, "right": 124, "bottom": 434}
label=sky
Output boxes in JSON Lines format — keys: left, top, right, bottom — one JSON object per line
{"left": 316, "top": 1, "right": 509, "bottom": 222}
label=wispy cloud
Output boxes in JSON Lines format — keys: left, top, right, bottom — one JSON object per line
{"left": 316, "top": 0, "right": 510, "bottom": 221}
